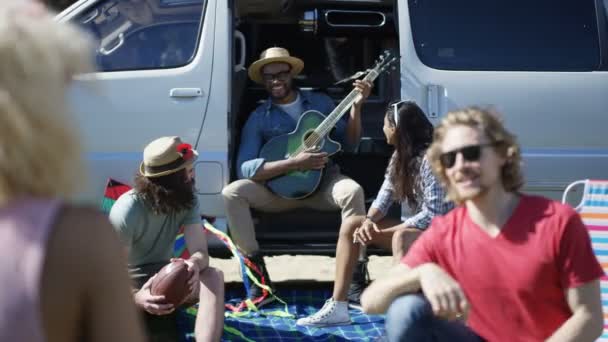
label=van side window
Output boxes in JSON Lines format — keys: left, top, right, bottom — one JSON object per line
{"left": 408, "top": 0, "right": 600, "bottom": 71}
{"left": 74, "top": 0, "right": 206, "bottom": 72}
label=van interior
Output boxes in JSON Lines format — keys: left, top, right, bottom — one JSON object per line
{"left": 231, "top": 0, "right": 401, "bottom": 255}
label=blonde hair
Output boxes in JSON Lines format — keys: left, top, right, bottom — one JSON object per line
{"left": 0, "top": 3, "right": 94, "bottom": 206}
{"left": 426, "top": 107, "right": 524, "bottom": 204}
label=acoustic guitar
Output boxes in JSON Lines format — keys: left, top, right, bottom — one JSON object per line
{"left": 259, "top": 51, "right": 399, "bottom": 199}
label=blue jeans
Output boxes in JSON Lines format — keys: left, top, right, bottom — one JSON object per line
{"left": 385, "top": 294, "right": 484, "bottom": 342}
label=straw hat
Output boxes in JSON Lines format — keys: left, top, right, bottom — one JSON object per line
{"left": 140, "top": 136, "right": 198, "bottom": 178}
{"left": 248, "top": 47, "right": 304, "bottom": 84}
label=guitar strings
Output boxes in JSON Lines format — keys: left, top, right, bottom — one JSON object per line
{"left": 292, "top": 72, "right": 376, "bottom": 158}
{"left": 290, "top": 91, "right": 357, "bottom": 157}
{"left": 290, "top": 57, "right": 394, "bottom": 157}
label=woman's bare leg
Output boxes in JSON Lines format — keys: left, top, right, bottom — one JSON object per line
{"left": 332, "top": 216, "right": 401, "bottom": 301}
{"left": 333, "top": 215, "right": 365, "bottom": 301}
{"left": 391, "top": 228, "right": 423, "bottom": 263}
{"left": 194, "top": 267, "right": 224, "bottom": 342}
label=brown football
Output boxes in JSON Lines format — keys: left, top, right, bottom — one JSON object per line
{"left": 150, "top": 259, "right": 190, "bottom": 307}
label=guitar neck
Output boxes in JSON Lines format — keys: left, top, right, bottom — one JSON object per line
{"left": 315, "top": 70, "right": 380, "bottom": 138}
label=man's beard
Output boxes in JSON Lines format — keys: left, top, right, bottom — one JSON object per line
{"left": 268, "top": 82, "right": 291, "bottom": 101}
{"left": 448, "top": 169, "right": 488, "bottom": 203}
{"left": 456, "top": 185, "right": 488, "bottom": 202}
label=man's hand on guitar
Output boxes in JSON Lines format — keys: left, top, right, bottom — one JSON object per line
{"left": 289, "top": 151, "right": 328, "bottom": 171}
{"left": 353, "top": 80, "right": 373, "bottom": 107}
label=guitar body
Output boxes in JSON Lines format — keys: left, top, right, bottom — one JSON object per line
{"left": 259, "top": 110, "right": 341, "bottom": 199}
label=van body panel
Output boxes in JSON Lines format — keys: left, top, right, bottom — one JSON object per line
{"left": 398, "top": 2, "right": 608, "bottom": 199}
{"left": 62, "top": 0, "right": 229, "bottom": 219}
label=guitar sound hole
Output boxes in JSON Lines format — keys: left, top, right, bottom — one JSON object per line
{"left": 302, "top": 131, "right": 324, "bottom": 151}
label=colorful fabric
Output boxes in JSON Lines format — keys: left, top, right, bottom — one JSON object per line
{"left": 564, "top": 180, "right": 608, "bottom": 342}
{"left": 202, "top": 221, "right": 287, "bottom": 313}
{"left": 403, "top": 195, "right": 604, "bottom": 342}
{"left": 177, "top": 288, "right": 386, "bottom": 341}
{"left": 101, "top": 178, "right": 131, "bottom": 213}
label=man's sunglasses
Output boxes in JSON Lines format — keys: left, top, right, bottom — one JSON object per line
{"left": 262, "top": 70, "right": 291, "bottom": 82}
{"left": 439, "top": 143, "right": 499, "bottom": 169}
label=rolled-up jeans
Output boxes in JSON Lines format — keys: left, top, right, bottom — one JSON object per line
{"left": 385, "top": 294, "right": 485, "bottom": 342}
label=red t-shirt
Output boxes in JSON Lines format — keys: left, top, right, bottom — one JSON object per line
{"left": 402, "top": 195, "right": 604, "bottom": 342}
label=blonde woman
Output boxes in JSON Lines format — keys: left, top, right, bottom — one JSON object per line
{"left": 0, "top": 2, "right": 144, "bottom": 342}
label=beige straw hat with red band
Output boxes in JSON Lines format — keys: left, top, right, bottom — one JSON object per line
{"left": 139, "top": 136, "right": 198, "bottom": 178}
{"left": 247, "top": 47, "right": 304, "bottom": 84}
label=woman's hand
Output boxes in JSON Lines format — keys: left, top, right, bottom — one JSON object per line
{"left": 353, "top": 218, "right": 381, "bottom": 245}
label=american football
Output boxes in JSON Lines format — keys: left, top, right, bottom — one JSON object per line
{"left": 150, "top": 259, "right": 190, "bottom": 307}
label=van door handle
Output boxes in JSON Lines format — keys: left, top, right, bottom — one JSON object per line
{"left": 426, "top": 84, "right": 445, "bottom": 118}
{"left": 170, "top": 88, "right": 204, "bottom": 98}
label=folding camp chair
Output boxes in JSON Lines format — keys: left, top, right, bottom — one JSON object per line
{"left": 563, "top": 179, "right": 608, "bottom": 341}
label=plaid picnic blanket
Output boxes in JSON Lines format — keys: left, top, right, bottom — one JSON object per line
{"left": 178, "top": 287, "right": 386, "bottom": 341}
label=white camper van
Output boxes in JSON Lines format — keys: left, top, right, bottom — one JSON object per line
{"left": 57, "top": 0, "right": 608, "bottom": 254}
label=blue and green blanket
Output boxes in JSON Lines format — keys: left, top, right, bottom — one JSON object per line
{"left": 179, "top": 286, "right": 386, "bottom": 342}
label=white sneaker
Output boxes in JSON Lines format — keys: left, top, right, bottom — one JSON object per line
{"left": 296, "top": 298, "right": 351, "bottom": 327}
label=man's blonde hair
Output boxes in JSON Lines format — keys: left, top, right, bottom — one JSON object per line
{"left": 0, "top": 3, "right": 94, "bottom": 206}
{"left": 426, "top": 107, "right": 524, "bottom": 204}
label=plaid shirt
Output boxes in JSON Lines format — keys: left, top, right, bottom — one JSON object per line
{"left": 371, "top": 153, "right": 453, "bottom": 229}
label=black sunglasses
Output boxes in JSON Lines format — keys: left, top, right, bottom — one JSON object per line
{"left": 262, "top": 70, "right": 291, "bottom": 82}
{"left": 439, "top": 143, "right": 498, "bottom": 169}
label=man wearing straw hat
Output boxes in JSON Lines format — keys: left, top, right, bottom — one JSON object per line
{"left": 222, "top": 46, "right": 373, "bottom": 305}
{"left": 110, "top": 136, "right": 224, "bottom": 342}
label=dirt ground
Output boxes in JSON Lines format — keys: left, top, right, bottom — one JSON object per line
{"left": 209, "top": 255, "right": 395, "bottom": 283}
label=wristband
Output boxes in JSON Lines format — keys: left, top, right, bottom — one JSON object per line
{"left": 365, "top": 215, "right": 375, "bottom": 223}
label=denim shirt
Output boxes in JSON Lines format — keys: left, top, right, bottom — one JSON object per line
{"left": 237, "top": 90, "right": 350, "bottom": 179}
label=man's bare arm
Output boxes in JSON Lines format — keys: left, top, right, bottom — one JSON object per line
{"left": 546, "top": 280, "right": 603, "bottom": 342}
{"left": 345, "top": 80, "right": 372, "bottom": 146}
{"left": 184, "top": 223, "right": 209, "bottom": 270}
{"left": 346, "top": 102, "right": 363, "bottom": 146}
